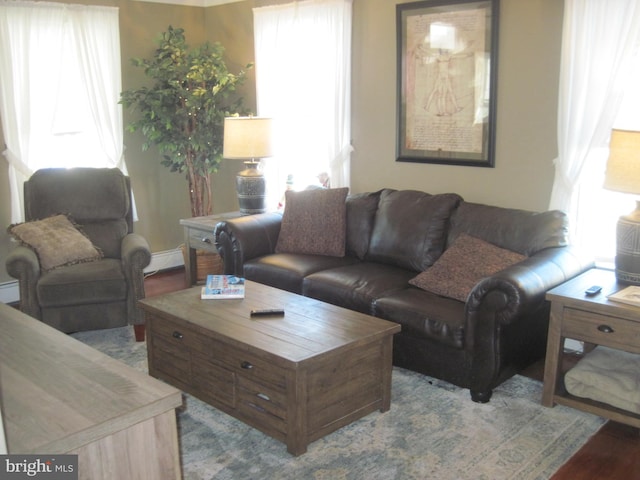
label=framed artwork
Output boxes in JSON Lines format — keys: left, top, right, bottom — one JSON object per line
{"left": 396, "top": 0, "right": 499, "bottom": 167}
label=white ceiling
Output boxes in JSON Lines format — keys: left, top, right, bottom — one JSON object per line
{"left": 134, "top": 0, "right": 244, "bottom": 7}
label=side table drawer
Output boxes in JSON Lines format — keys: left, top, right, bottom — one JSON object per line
{"left": 563, "top": 308, "right": 640, "bottom": 351}
{"left": 187, "top": 229, "right": 217, "bottom": 252}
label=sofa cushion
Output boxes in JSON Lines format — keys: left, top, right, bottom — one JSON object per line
{"left": 244, "top": 253, "right": 360, "bottom": 294}
{"left": 303, "top": 262, "right": 415, "bottom": 314}
{"left": 409, "top": 234, "right": 527, "bottom": 302}
{"left": 346, "top": 190, "right": 383, "bottom": 259}
{"left": 8, "top": 214, "right": 103, "bottom": 271}
{"left": 366, "top": 190, "right": 462, "bottom": 271}
{"left": 374, "top": 288, "right": 466, "bottom": 349}
{"left": 275, "top": 187, "right": 349, "bottom": 257}
{"left": 447, "top": 201, "right": 568, "bottom": 256}
{"left": 37, "top": 258, "right": 126, "bottom": 307}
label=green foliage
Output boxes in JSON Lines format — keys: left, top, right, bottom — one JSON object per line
{"left": 120, "top": 26, "right": 252, "bottom": 216}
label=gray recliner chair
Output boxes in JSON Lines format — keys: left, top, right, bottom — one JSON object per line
{"left": 5, "top": 168, "right": 151, "bottom": 340}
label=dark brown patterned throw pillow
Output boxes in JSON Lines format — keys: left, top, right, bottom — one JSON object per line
{"left": 275, "top": 187, "right": 349, "bottom": 257}
{"left": 409, "top": 233, "right": 527, "bottom": 302}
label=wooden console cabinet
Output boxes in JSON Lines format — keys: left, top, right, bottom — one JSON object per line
{"left": 0, "top": 303, "right": 183, "bottom": 480}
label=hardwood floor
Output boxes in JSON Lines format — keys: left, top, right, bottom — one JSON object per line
{"left": 144, "top": 268, "right": 640, "bottom": 479}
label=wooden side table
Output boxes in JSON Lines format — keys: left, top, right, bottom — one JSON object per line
{"left": 542, "top": 268, "right": 640, "bottom": 427}
{"left": 180, "top": 211, "right": 241, "bottom": 287}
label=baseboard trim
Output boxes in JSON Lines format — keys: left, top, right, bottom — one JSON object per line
{"left": 0, "top": 281, "right": 18, "bottom": 305}
{"left": 145, "top": 247, "right": 185, "bottom": 274}
{"left": 1, "top": 248, "right": 185, "bottom": 305}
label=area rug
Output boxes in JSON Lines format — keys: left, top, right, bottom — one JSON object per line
{"left": 71, "top": 327, "right": 606, "bottom": 480}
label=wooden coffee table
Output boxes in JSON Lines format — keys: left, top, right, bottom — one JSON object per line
{"left": 139, "top": 281, "right": 401, "bottom": 455}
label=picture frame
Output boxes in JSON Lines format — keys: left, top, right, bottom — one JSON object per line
{"left": 396, "top": 0, "right": 499, "bottom": 167}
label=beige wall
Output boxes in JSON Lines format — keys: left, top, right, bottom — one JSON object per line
{"left": 0, "top": 0, "right": 564, "bottom": 284}
{"left": 352, "top": 0, "right": 563, "bottom": 211}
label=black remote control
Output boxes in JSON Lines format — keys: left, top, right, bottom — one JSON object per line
{"left": 584, "top": 285, "right": 602, "bottom": 296}
{"left": 250, "top": 309, "right": 285, "bottom": 317}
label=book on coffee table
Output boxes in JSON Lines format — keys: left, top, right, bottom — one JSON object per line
{"left": 201, "top": 275, "right": 245, "bottom": 299}
{"left": 607, "top": 285, "right": 640, "bottom": 307}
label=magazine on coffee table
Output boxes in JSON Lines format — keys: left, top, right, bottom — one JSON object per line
{"left": 201, "top": 275, "right": 245, "bottom": 299}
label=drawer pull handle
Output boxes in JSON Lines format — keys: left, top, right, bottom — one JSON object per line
{"left": 597, "top": 324, "right": 614, "bottom": 333}
{"left": 241, "top": 361, "right": 254, "bottom": 370}
{"left": 248, "top": 402, "right": 266, "bottom": 413}
{"left": 256, "top": 393, "right": 270, "bottom": 402}
{"left": 172, "top": 331, "right": 184, "bottom": 340}
{"left": 202, "top": 237, "right": 212, "bottom": 244}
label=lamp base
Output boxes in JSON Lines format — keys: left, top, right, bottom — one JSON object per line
{"left": 236, "top": 160, "right": 266, "bottom": 215}
{"left": 615, "top": 200, "right": 640, "bottom": 285}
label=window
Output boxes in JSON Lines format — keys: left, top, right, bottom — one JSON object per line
{"left": 253, "top": 0, "right": 353, "bottom": 209}
{"left": 549, "top": 0, "right": 640, "bottom": 265}
{"left": 0, "top": 2, "right": 127, "bottom": 223}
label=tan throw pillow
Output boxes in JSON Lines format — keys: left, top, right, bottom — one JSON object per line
{"left": 9, "top": 214, "right": 103, "bottom": 271}
{"left": 275, "top": 187, "right": 349, "bottom": 257}
{"left": 409, "top": 233, "right": 527, "bottom": 302}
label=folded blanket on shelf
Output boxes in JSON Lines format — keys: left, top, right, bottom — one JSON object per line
{"left": 564, "top": 346, "right": 640, "bottom": 414}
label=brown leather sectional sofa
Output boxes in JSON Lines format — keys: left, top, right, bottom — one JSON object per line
{"left": 214, "top": 189, "right": 593, "bottom": 402}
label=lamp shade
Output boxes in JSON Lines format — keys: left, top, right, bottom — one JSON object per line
{"left": 604, "top": 129, "right": 640, "bottom": 195}
{"left": 223, "top": 117, "right": 274, "bottom": 159}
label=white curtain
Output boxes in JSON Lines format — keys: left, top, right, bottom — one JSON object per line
{"left": 253, "top": 0, "right": 353, "bottom": 208}
{"left": 0, "top": 1, "right": 127, "bottom": 223}
{"left": 549, "top": 0, "right": 640, "bottom": 245}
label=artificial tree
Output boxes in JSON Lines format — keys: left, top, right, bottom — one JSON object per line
{"left": 120, "top": 26, "right": 251, "bottom": 217}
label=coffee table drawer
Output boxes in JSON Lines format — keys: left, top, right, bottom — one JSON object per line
{"left": 195, "top": 339, "right": 287, "bottom": 390}
{"left": 237, "top": 377, "right": 287, "bottom": 436}
{"left": 192, "top": 353, "right": 236, "bottom": 409}
{"left": 151, "top": 315, "right": 204, "bottom": 351}
{"left": 151, "top": 335, "right": 191, "bottom": 381}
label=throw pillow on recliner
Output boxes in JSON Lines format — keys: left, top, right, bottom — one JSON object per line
{"left": 409, "top": 233, "right": 526, "bottom": 302}
{"left": 8, "top": 214, "right": 103, "bottom": 271}
{"left": 275, "top": 187, "right": 349, "bottom": 257}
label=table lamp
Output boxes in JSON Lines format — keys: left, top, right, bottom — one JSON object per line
{"left": 603, "top": 128, "right": 640, "bottom": 285}
{"left": 223, "top": 116, "right": 274, "bottom": 215}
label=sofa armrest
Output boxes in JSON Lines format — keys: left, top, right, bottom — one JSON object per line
{"left": 214, "top": 212, "right": 283, "bottom": 276}
{"left": 121, "top": 233, "right": 151, "bottom": 326}
{"left": 5, "top": 245, "right": 42, "bottom": 319}
{"left": 464, "top": 245, "right": 594, "bottom": 400}
{"left": 466, "top": 246, "right": 594, "bottom": 325}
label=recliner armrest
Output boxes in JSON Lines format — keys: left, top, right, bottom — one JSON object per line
{"left": 121, "top": 233, "right": 151, "bottom": 326}
{"left": 5, "top": 245, "right": 42, "bottom": 318}
{"left": 6, "top": 244, "right": 40, "bottom": 279}
{"left": 214, "top": 212, "right": 283, "bottom": 276}
{"left": 121, "top": 233, "right": 151, "bottom": 272}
